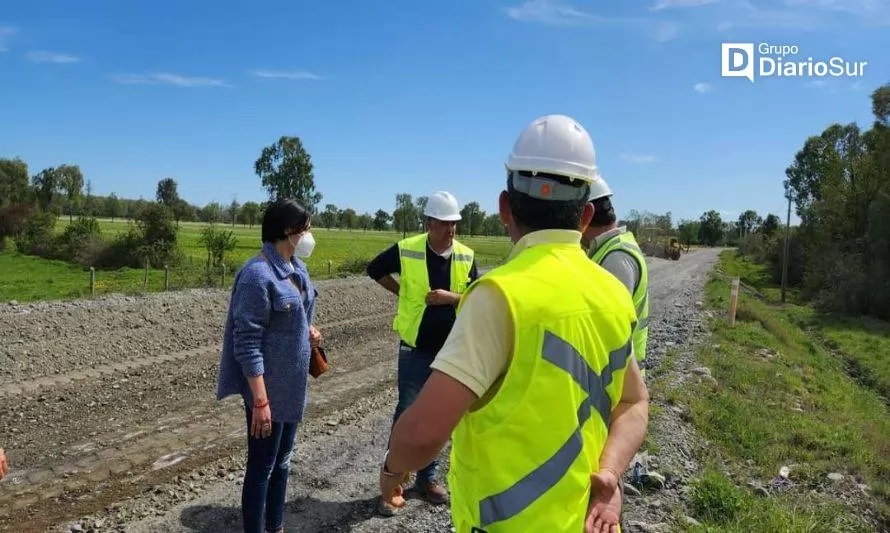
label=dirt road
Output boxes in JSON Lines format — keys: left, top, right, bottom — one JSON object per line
{"left": 0, "top": 247, "right": 721, "bottom": 533}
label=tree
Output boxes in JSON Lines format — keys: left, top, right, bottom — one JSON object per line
{"left": 156, "top": 178, "right": 179, "bottom": 207}
{"left": 228, "top": 199, "right": 240, "bottom": 227}
{"left": 737, "top": 210, "right": 762, "bottom": 237}
{"left": 761, "top": 214, "right": 781, "bottom": 237}
{"left": 56, "top": 164, "right": 84, "bottom": 221}
{"left": 254, "top": 135, "right": 322, "bottom": 213}
{"left": 32, "top": 167, "right": 60, "bottom": 212}
{"left": 358, "top": 213, "right": 373, "bottom": 231}
{"left": 458, "top": 202, "right": 485, "bottom": 236}
{"left": 201, "top": 202, "right": 223, "bottom": 223}
{"left": 83, "top": 180, "right": 96, "bottom": 217}
{"left": 415, "top": 196, "right": 429, "bottom": 230}
{"left": 677, "top": 219, "right": 700, "bottom": 248}
{"left": 0, "top": 158, "right": 31, "bottom": 206}
{"left": 393, "top": 193, "right": 417, "bottom": 238}
{"left": 373, "top": 209, "right": 392, "bottom": 231}
{"left": 482, "top": 213, "right": 506, "bottom": 236}
{"left": 698, "top": 210, "right": 723, "bottom": 246}
{"left": 240, "top": 201, "right": 261, "bottom": 227}
{"left": 318, "top": 204, "right": 339, "bottom": 229}
{"left": 106, "top": 193, "right": 123, "bottom": 222}
{"left": 340, "top": 208, "right": 358, "bottom": 230}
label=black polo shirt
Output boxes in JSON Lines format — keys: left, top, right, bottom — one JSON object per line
{"left": 367, "top": 240, "right": 479, "bottom": 355}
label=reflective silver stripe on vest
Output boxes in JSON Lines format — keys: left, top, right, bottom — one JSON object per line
{"left": 399, "top": 249, "right": 425, "bottom": 260}
{"left": 618, "top": 241, "right": 643, "bottom": 256}
{"left": 635, "top": 293, "right": 648, "bottom": 317}
{"left": 477, "top": 330, "right": 633, "bottom": 527}
{"left": 454, "top": 253, "right": 474, "bottom": 263}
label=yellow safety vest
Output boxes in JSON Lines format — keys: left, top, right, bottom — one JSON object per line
{"left": 392, "top": 233, "right": 475, "bottom": 347}
{"left": 589, "top": 231, "right": 649, "bottom": 373}
{"left": 448, "top": 238, "right": 637, "bottom": 532}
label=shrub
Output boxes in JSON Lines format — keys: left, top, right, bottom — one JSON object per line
{"left": 15, "top": 211, "right": 57, "bottom": 255}
{"left": 199, "top": 224, "right": 237, "bottom": 269}
{"left": 52, "top": 216, "right": 102, "bottom": 262}
{"left": 0, "top": 203, "right": 37, "bottom": 240}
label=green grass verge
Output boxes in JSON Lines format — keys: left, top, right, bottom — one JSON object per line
{"left": 1, "top": 220, "right": 514, "bottom": 303}
{"left": 676, "top": 250, "right": 889, "bottom": 532}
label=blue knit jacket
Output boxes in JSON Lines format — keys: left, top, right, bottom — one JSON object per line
{"left": 216, "top": 242, "right": 317, "bottom": 423}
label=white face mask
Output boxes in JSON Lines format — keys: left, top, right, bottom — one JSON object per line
{"left": 291, "top": 231, "right": 316, "bottom": 258}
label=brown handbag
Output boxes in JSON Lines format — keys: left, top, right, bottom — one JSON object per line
{"left": 309, "top": 345, "right": 329, "bottom": 378}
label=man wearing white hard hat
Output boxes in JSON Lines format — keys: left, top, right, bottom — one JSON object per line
{"left": 581, "top": 175, "right": 650, "bottom": 379}
{"left": 367, "top": 190, "right": 479, "bottom": 514}
{"left": 379, "top": 114, "right": 649, "bottom": 532}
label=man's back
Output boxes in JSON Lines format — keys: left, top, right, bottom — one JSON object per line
{"left": 447, "top": 237, "right": 637, "bottom": 532}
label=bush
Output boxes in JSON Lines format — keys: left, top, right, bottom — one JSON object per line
{"left": 0, "top": 203, "right": 37, "bottom": 240}
{"left": 199, "top": 224, "right": 237, "bottom": 269}
{"left": 51, "top": 216, "right": 102, "bottom": 263}
{"left": 15, "top": 211, "right": 57, "bottom": 255}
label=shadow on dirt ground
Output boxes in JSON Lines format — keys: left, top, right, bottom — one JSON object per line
{"left": 179, "top": 496, "right": 382, "bottom": 533}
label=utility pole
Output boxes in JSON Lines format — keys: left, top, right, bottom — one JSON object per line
{"left": 781, "top": 191, "right": 792, "bottom": 303}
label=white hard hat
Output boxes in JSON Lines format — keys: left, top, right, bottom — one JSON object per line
{"left": 505, "top": 114, "right": 598, "bottom": 201}
{"left": 424, "top": 191, "right": 462, "bottom": 221}
{"left": 589, "top": 173, "right": 613, "bottom": 201}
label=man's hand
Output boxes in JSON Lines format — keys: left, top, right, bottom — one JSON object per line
{"left": 425, "top": 289, "right": 459, "bottom": 306}
{"left": 309, "top": 325, "right": 322, "bottom": 347}
{"left": 379, "top": 466, "right": 409, "bottom": 509}
{"left": 585, "top": 469, "right": 622, "bottom": 533}
{"left": 0, "top": 448, "right": 8, "bottom": 480}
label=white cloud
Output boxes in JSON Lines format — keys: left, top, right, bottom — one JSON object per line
{"left": 505, "top": 0, "right": 680, "bottom": 40}
{"left": 693, "top": 82, "right": 712, "bottom": 93}
{"left": 651, "top": 0, "right": 717, "bottom": 11}
{"left": 621, "top": 153, "right": 658, "bottom": 163}
{"left": 250, "top": 69, "right": 325, "bottom": 81}
{"left": 717, "top": 0, "right": 890, "bottom": 30}
{"left": 26, "top": 50, "right": 80, "bottom": 63}
{"left": 111, "top": 72, "right": 230, "bottom": 87}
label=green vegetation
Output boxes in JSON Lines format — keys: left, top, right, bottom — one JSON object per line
{"left": 678, "top": 250, "right": 889, "bottom": 532}
{"left": 0, "top": 221, "right": 514, "bottom": 303}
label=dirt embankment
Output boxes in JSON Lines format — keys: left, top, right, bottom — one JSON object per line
{"left": 0, "top": 248, "right": 722, "bottom": 533}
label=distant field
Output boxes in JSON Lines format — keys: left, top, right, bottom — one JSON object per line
{"left": 0, "top": 219, "right": 513, "bottom": 303}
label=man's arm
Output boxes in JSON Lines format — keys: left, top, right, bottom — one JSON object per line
{"left": 597, "top": 354, "right": 649, "bottom": 478}
{"left": 385, "top": 283, "right": 512, "bottom": 473}
{"left": 367, "top": 244, "right": 401, "bottom": 296}
{"left": 599, "top": 251, "right": 640, "bottom": 295}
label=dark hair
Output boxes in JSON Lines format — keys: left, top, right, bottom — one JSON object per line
{"left": 261, "top": 198, "right": 311, "bottom": 243}
{"left": 506, "top": 171, "right": 589, "bottom": 232}
{"left": 590, "top": 196, "right": 617, "bottom": 227}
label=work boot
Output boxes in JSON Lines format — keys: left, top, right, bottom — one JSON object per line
{"left": 415, "top": 480, "right": 449, "bottom": 505}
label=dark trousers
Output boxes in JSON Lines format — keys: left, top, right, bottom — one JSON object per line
{"left": 242, "top": 406, "right": 298, "bottom": 533}
{"left": 391, "top": 342, "right": 438, "bottom": 484}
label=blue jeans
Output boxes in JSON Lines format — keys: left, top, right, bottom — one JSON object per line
{"left": 391, "top": 343, "right": 438, "bottom": 484}
{"left": 242, "top": 406, "right": 298, "bottom": 533}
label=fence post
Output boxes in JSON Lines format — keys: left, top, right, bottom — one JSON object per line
{"left": 327, "top": 260, "right": 332, "bottom": 277}
{"left": 221, "top": 264, "right": 227, "bottom": 288}
{"left": 728, "top": 277, "right": 740, "bottom": 327}
{"left": 89, "top": 267, "right": 95, "bottom": 297}
{"left": 164, "top": 265, "right": 170, "bottom": 291}
{"left": 143, "top": 261, "right": 149, "bottom": 290}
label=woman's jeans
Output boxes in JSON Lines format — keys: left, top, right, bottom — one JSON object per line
{"left": 243, "top": 406, "right": 298, "bottom": 533}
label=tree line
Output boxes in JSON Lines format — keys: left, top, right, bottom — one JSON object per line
{"left": 737, "top": 83, "right": 890, "bottom": 321}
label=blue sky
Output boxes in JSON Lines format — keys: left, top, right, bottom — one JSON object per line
{"left": 1, "top": 0, "right": 887, "bottom": 225}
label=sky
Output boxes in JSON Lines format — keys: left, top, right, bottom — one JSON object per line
{"left": 1, "top": 0, "right": 888, "bottom": 225}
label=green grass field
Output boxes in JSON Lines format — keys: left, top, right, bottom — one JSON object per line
{"left": 0, "top": 218, "right": 513, "bottom": 303}
{"left": 671, "top": 250, "right": 890, "bottom": 532}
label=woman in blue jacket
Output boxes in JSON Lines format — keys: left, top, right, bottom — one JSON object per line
{"left": 216, "top": 198, "right": 321, "bottom": 533}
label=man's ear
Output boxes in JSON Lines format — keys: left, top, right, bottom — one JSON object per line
{"left": 498, "top": 190, "right": 512, "bottom": 226}
{"left": 579, "top": 201, "right": 594, "bottom": 231}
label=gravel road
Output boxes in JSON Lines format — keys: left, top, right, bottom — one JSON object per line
{"left": 0, "top": 247, "right": 721, "bottom": 533}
